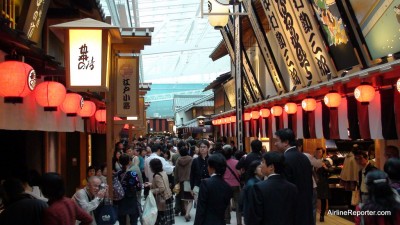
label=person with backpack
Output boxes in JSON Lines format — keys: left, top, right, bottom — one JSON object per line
{"left": 115, "top": 154, "right": 142, "bottom": 225}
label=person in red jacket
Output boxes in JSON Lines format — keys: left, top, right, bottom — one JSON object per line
{"left": 40, "top": 172, "right": 93, "bottom": 225}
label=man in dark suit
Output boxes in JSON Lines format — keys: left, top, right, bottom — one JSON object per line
{"left": 248, "top": 151, "right": 298, "bottom": 225}
{"left": 194, "top": 154, "right": 233, "bottom": 225}
{"left": 274, "top": 128, "right": 313, "bottom": 225}
{"left": 354, "top": 150, "right": 378, "bottom": 203}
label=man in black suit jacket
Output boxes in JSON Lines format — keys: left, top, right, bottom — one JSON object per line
{"left": 354, "top": 150, "right": 378, "bottom": 203}
{"left": 194, "top": 154, "right": 233, "bottom": 225}
{"left": 274, "top": 128, "right": 314, "bottom": 225}
{"left": 248, "top": 151, "right": 298, "bottom": 225}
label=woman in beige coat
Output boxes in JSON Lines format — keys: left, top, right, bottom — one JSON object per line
{"left": 145, "top": 158, "right": 174, "bottom": 225}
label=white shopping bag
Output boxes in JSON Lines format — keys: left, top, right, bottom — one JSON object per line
{"left": 142, "top": 191, "right": 158, "bottom": 225}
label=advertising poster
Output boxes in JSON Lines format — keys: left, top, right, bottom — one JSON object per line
{"left": 311, "top": 0, "right": 359, "bottom": 70}
{"left": 349, "top": 0, "right": 400, "bottom": 59}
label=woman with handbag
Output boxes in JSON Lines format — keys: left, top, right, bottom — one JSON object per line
{"left": 145, "top": 158, "right": 174, "bottom": 225}
{"left": 174, "top": 141, "right": 194, "bottom": 222}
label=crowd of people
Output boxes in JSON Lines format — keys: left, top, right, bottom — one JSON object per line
{"left": 1, "top": 128, "right": 400, "bottom": 225}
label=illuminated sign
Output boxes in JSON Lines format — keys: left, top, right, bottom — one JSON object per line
{"left": 66, "top": 29, "right": 110, "bottom": 91}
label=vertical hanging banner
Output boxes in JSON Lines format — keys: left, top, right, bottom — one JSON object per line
{"left": 227, "top": 20, "right": 264, "bottom": 102}
{"left": 116, "top": 57, "right": 139, "bottom": 117}
{"left": 310, "top": 0, "right": 359, "bottom": 70}
{"left": 261, "top": 0, "right": 326, "bottom": 88}
{"left": 260, "top": 0, "right": 305, "bottom": 90}
{"left": 289, "top": 0, "right": 338, "bottom": 79}
{"left": 242, "top": 0, "right": 287, "bottom": 94}
{"left": 18, "top": 0, "right": 51, "bottom": 44}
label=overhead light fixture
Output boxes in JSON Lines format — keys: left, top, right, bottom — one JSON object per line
{"left": 208, "top": 0, "right": 229, "bottom": 29}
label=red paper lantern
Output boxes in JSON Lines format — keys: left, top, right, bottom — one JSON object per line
{"left": 259, "top": 108, "right": 270, "bottom": 118}
{"left": 34, "top": 81, "right": 66, "bottom": 111}
{"left": 354, "top": 83, "right": 375, "bottom": 105}
{"left": 251, "top": 110, "right": 260, "bottom": 119}
{"left": 230, "top": 115, "right": 236, "bottom": 123}
{"left": 244, "top": 112, "right": 251, "bottom": 121}
{"left": 284, "top": 102, "right": 297, "bottom": 114}
{"left": 397, "top": 78, "right": 400, "bottom": 93}
{"left": 324, "top": 91, "right": 341, "bottom": 108}
{"left": 60, "top": 93, "right": 83, "bottom": 116}
{"left": 302, "top": 97, "right": 317, "bottom": 111}
{"left": 95, "top": 109, "right": 106, "bottom": 123}
{"left": 212, "top": 120, "right": 216, "bottom": 125}
{"left": 222, "top": 117, "right": 231, "bottom": 124}
{"left": 78, "top": 100, "right": 96, "bottom": 118}
{"left": 0, "top": 61, "right": 36, "bottom": 103}
{"left": 271, "top": 106, "right": 283, "bottom": 117}
{"left": 218, "top": 119, "right": 222, "bottom": 125}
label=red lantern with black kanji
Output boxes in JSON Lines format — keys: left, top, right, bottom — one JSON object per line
{"left": 60, "top": 93, "right": 83, "bottom": 116}
{"left": 0, "top": 61, "right": 36, "bottom": 103}
{"left": 271, "top": 106, "right": 283, "bottom": 117}
{"left": 95, "top": 109, "right": 106, "bottom": 123}
{"left": 78, "top": 100, "right": 97, "bottom": 118}
{"left": 230, "top": 115, "right": 236, "bottom": 123}
{"left": 34, "top": 81, "right": 66, "bottom": 111}
{"left": 302, "top": 97, "right": 317, "bottom": 111}
{"left": 284, "top": 102, "right": 297, "bottom": 114}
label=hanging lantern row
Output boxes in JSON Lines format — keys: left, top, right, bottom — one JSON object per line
{"left": 211, "top": 83, "right": 380, "bottom": 125}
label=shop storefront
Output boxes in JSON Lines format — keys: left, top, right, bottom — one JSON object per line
{"left": 208, "top": 0, "right": 400, "bottom": 213}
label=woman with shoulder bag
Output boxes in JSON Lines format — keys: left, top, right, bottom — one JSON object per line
{"left": 145, "top": 158, "right": 174, "bottom": 225}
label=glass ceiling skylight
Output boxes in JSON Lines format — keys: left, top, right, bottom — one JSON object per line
{"left": 100, "top": 0, "right": 230, "bottom": 84}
